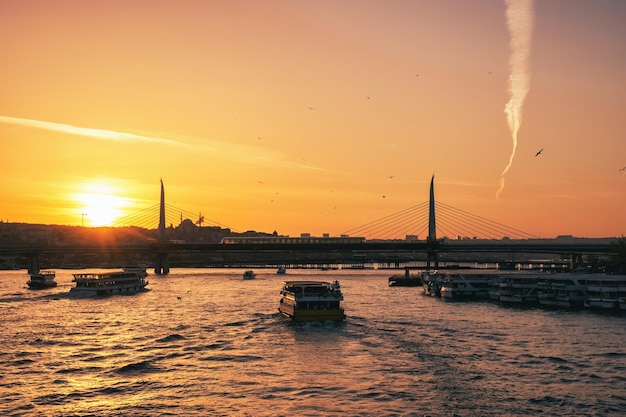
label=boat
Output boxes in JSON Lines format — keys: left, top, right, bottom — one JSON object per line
{"left": 277, "top": 266, "right": 287, "bottom": 275}
{"left": 498, "top": 273, "right": 540, "bottom": 304}
{"left": 27, "top": 271, "right": 57, "bottom": 289}
{"left": 243, "top": 270, "right": 256, "bottom": 280}
{"left": 422, "top": 271, "right": 443, "bottom": 296}
{"left": 388, "top": 268, "right": 423, "bottom": 287}
{"left": 278, "top": 280, "right": 346, "bottom": 322}
{"left": 439, "top": 271, "right": 496, "bottom": 300}
{"left": 487, "top": 275, "right": 501, "bottom": 301}
{"left": 584, "top": 274, "right": 625, "bottom": 310}
{"left": 70, "top": 271, "right": 148, "bottom": 296}
{"left": 536, "top": 274, "right": 589, "bottom": 308}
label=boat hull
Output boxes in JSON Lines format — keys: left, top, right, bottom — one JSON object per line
{"left": 27, "top": 281, "right": 57, "bottom": 289}
{"left": 69, "top": 283, "right": 148, "bottom": 296}
{"left": 278, "top": 304, "right": 345, "bottom": 322}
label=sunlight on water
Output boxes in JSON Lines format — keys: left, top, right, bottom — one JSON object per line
{"left": 1, "top": 268, "right": 625, "bottom": 416}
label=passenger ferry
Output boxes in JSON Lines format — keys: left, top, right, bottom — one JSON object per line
{"left": 488, "top": 275, "right": 501, "bottom": 301}
{"left": 70, "top": 271, "right": 148, "bottom": 296}
{"left": 422, "top": 271, "right": 443, "bottom": 296}
{"left": 498, "top": 273, "right": 540, "bottom": 304}
{"left": 278, "top": 280, "right": 345, "bottom": 322}
{"left": 584, "top": 274, "right": 626, "bottom": 310}
{"left": 536, "top": 274, "right": 589, "bottom": 308}
{"left": 27, "top": 271, "right": 57, "bottom": 289}
{"left": 439, "top": 271, "right": 496, "bottom": 300}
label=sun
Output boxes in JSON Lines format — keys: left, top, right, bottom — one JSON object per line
{"left": 74, "top": 181, "right": 129, "bottom": 227}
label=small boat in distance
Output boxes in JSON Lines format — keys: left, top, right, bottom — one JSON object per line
{"left": 243, "top": 270, "right": 256, "bottom": 280}
{"left": 70, "top": 271, "right": 148, "bottom": 296}
{"left": 388, "top": 268, "right": 423, "bottom": 287}
{"left": 278, "top": 280, "right": 345, "bottom": 322}
{"left": 27, "top": 271, "right": 57, "bottom": 289}
{"left": 277, "top": 266, "right": 287, "bottom": 275}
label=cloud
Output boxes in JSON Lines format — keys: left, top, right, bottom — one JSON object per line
{"left": 0, "top": 115, "right": 185, "bottom": 146}
{"left": 0, "top": 115, "right": 332, "bottom": 172}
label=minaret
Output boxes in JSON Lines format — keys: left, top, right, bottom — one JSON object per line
{"left": 428, "top": 175, "right": 436, "bottom": 242}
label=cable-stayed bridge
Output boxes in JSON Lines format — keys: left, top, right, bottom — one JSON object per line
{"left": 115, "top": 178, "right": 536, "bottom": 242}
{"left": 1, "top": 178, "right": 616, "bottom": 274}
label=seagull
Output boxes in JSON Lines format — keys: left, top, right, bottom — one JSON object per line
{"left": 535, "top": 148, "right": 543, "bottom": 157}
{"left": 619, "top": 166, "right": 626, "bottom": 172}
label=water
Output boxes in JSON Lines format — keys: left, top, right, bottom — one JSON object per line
{"left": 1, "top": 269, "right": 625, "bottom": 416}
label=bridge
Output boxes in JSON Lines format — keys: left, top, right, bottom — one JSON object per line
{"left": 1, "top": 178, "right": 617, "bottom": 274}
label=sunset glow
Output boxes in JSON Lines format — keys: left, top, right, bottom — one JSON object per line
{"left": 1, "top": 1, "right": 624, "bottom": 237}
{"left": 73, "top": 182, "right": 130, "bottom": 227}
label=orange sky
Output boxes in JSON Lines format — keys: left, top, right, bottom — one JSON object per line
{"left": 1, "top": 0, "right": 624, "bottom": 238}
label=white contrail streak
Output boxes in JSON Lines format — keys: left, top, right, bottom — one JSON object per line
{"left": 0, "top": 115, "right": 183, "bottom": 146}
{"left": 497, "top": 0, "right": 534, "bottom": 199}
{"left": 0, "top": 114, "right": 335, "bottom": 173}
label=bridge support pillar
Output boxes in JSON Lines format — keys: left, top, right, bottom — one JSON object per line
{"left": 426, "top": 250, "right": 439, "bottom": 270}
{"left": 155, "top": 252, "right": 169, "bottom": 275}
{"left": 27, "top": 253, "right": 40, "bottom": 274}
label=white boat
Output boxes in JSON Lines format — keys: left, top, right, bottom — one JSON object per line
{"left": 422, "top": 271, "right": 443, "bottom": 296}
{"left": 584, "top": 274, "right": 625, "bottom": 310}
{"left": 536, "top": 274, "right": 589, "bottom": 308}
{"left": 498, "top": 273, "right": 540, "bottom": 304}
{"left": 439, "top": 271, "right": 496, "bottom": 300}
{"left": 70, "top": 271, "right": 148, "bottom": 296}
{"left": 27, "top": 271, "right": 57, "bottom": 289}
{"left": 243, "top": 270, "right": 256, "bottom": 280}
{"left": 488, "top": 275, "right": 501, "bottom": 301}
{"left": 278, "top": 280, "right": 345, "bottom": 322}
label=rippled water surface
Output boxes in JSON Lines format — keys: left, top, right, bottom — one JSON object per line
{"left": 1, "top": 269, "right": 625, "bottom": 416}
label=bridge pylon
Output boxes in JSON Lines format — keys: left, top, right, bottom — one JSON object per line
{"left": 154, "top": 179, "right": 170, "bottom": 275}
{"left": 426, "top": 175, "right": 439, "bottom": 270}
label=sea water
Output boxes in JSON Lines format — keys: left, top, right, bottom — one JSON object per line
{"left": 1, "top": 268, "right": 624, "bottom": 416}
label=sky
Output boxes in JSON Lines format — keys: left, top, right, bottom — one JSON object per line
{"left": 1, "top": 0, "right": 624, "bottom": 239}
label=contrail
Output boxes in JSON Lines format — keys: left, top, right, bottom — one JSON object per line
{"left": 0, "top": 114, "right": 335, "bottom": 173}
{"left": 497, "top": 0, "right": 534, "bottom": 199}
{"left": 0, "top": 115, "right": 183, "bottom": 146}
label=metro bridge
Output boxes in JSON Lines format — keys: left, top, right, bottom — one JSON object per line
{"left": 3, "top": 178, "right": 615, "bottom": 274}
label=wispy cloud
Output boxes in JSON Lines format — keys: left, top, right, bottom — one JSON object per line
{"left": 0, "top": 115, "right": 183, "bottom": 146}
{"left": 0, "top": 115, "right": 333, "bottom": 173}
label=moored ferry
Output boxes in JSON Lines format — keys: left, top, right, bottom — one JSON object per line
{"left": 498, "top": 273, "right": 540, "bottom": 304}
{"left": 278, "top": 280, "right": 345, "bottom": 322}
{"left": 584, "top": 274, "right": 626, "bottom": 310}
{"left": 27, "top": 271, "right": 57, "bottom": 289}
{"left": 422, "top": 271, "right": 443, "bottom": 296}
{"left": 70, "top": 271, "right": 148, "bottom": 296}
{"left": 439, "top": 271, "right": 496, "bottom": 300}
{"left": 537, "top": 274, "right": 589, "bottom": 308}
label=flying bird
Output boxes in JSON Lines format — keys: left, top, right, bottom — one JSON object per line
{"left": 535, "top": 148, "right": 543, "bottom": 157}
{"left": 619, "top": 166, "right": 626, "bottom": 172}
